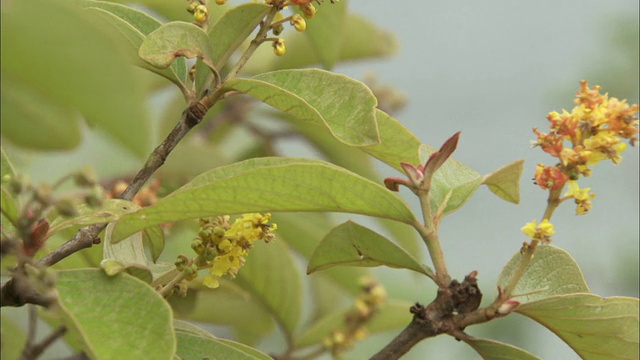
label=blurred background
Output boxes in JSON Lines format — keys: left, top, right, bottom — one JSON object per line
{"left": 3, "top": 0, "right": 638, "bottom": 359}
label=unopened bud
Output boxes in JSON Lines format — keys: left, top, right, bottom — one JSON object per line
{"left": 291, "top": 14, "right": 306, "bottom": 31}
{"left": 272, "top": 23, "right": 284, "bottom": 36}
{"left": 191, "top": 239, "right": 205, "bottom": 255}
{"left": 9, "top": 174, "right": 31, "bottom": 195}
{"left": 194, "top": 5, "right": 207, "bottom": 22}
{"left": 55, "top": 198, "right": 78, "bottom": 217}
{"left": 497, "top": 299, "right": 520, "bottom": 315}
{"left": 74, "top": 167, "right": 98, "bottom": 187}
{"left": 85, "top": 185, "right": 105, "bottom": 208}
{"left": 35, "top": 183, "right": 53, "bottom": 206}
{"left": 273, "top": 38, "right": 286, "bottom": 56}
{"left": 175, "top": 255, "right": 189, "bottom": 271}
{"left": 300, "top": 3, "right": 316, "bottom": 18}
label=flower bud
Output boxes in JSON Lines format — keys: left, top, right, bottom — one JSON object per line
{"left": 175, "top": 255, "right": 189, "bottom": 271}
{"left": 191, "top": 239, "right": 205, "bottom": 255}
{"left": 194, "top": 5, "right": 208, "bottom": 22}
{"left": 9, "top": 174, "right": 31, "bottom": 195}
{"left": 291, "top": 14, "right": 306, "bottom": 31}
{"left": 273, "top": 38, "right": 286, "bottom": 56}
{"left": 272, "top": 23, "right": 284, "bottom": 36}
{"left": 187, "top": 2, "right": 198, "bottom": 13}
{"left": 55, "top": 198, "right": 78, "bottom": 217}
{"left": 35, "top": 183, "right": 53, "bottom": 206}
{"left": 497, "top": 299, "right": 520, "bottom": 315}
{"left": 74, "top": 167, "right": 98, "bottom": 187}
{"left": 300, "top": 3, "right": 316, "bottom": 18}
{"left": 85, "top": 185, "right": 105, "bottom": 208}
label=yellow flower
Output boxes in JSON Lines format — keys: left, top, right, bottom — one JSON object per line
{"left": 538, "top": 219, "right": 555, "bottom": 236}
{"left": 564, "top": 181, "right": 595, "bottom": 215}
{"left": 521, "top": 220, "right": 538, "bottom": 239}
{"left": 521, "top": 219, "right": 554, "bottom": 242}
{"left": 203, "top": 275, "right": 220, "bottom": 289}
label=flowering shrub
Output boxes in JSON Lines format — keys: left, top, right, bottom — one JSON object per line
{"left": 1, "top": 1, "right": 637, "bottom": 359}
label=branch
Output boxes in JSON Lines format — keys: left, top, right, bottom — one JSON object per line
{"left": 370, "top": 271, "right": 505, "bottom": 359}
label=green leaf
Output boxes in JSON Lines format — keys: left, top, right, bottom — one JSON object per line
{"left": 175, "top": 319, "right": 272, "bottom": 358}
{"left": 101, "top": 223, "right": 152, "bottom": 283}
{"left": 225, "top": 69, "right": 379, "bottom": 147}
{"left": 497, "top": 245, "right": 589, "bottom": 303}
{"left": 176, "top": 332, "right": 271, "bottom": 360}
{"left": 482, "top": 159, "right": 524, "bottom": 204}
{"left": 243, "top": 13, "right": 397, "bottom": 73}
{"left": 294, "top": 299, "right": 412, "bottom": 349}
{"left": 235, "top": 240, "right": 302, "bottom": 338}
{"left": 139, "top": 21, "right": 214, "bottom": 70}
{"left": 517, "top": 294, "right": 639, "bottom": 360}
{"left": 48, "top": 199, "right": 139, "bottom": 235}
{"left": 464, "top": 338, "right": 542, "bottom": 360}
{"left": 1, "top": 74, "right": 81, "bottom": 151}
{"left": 273, "top": 213, "right": 371, "bottom": 295}
{"left": 82, "top": 2, "right": 189, "bottom": 91}
{"left": 297, "top": 0, "right": 348, "bottom": 69}
{"left": 209, "top": 3, "right": 270, "bottom": 69}
{"left": 1, "top": 0, "right": 150, "bottom": 157}
{"left": 307, "top": 221, "right": 432, "bottom": 277}
{"left": 419, "top": 142, "right": 484, "bottom": 216}
{"left": 361, "top": 109, "right": 421, "bottom": 173}
{"left": 169, "top": 286, "right": 275, "bottom": 345}
{"left": 111, "top": 157, "right": 415, "bottom": 241}
{"left": 54, "top": 269, "right": 175, "bottom": 360}
{"left": 142, "top": 225, "right": 165, "bottom": 263}
{"left": 174, "top": 319, "right": 216, "bottom": 338}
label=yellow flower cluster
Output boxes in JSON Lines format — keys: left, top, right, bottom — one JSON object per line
{"left": 532, "top": 81, "right": 638, "bottom": 214}
{"left": 521, "top": 219, "right": 555, "bottom": 244}
{"left": 189, "top": 213, "right": 276, "bottom": 289}
{"left": 323, "top": 278, "right": 386, "bottom": 356}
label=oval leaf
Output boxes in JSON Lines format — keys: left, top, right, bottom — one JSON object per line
{"left": 1, "top": 75, "right": 81, "bottom": 151}
{"left": 176, "top": 332, "right": 271, "bottom": 360}
{"left": 101, "top": 223, "right": 152, "bottom": 283}
{"left": 54, "top": 269, "right": 175, "bottom": 360}
{"left": 517, "top": 294, "right": 639, "bottom": 360}
{"left": 482, "top": 159, "right": 524, "bottom": 204}
{"left": 139, "top": 21, "right": 213, "bottom": 69}
{"left": 235, "top": 240, "right": 302, "bottom": 338}
{"left": 296, "top": 0, "right": 347, "bottom": 69}
{"left": 224, "top": 69, "right": 379, "bottom": 147}
{"left": 111, "top": 157, "right": 416, "bottom": 241}
{"left": 497, "top": 244, "right": 589, "bottom": 303}
{"left": 2, "top": 0, "right": 150, "bottom": 157}
{"left": 464, "top": 337, "right": 542, "bottom": 360}
{"left": 307, "top": 221, "right": 433, "bottom": 277}
{"left": 84, "top": 4, "right": 188, "bottom": 90}
{"left": 169, "top": 287, "right": 275, "bottom": 345}
{"left": 209, "top": 3, "right": 270, "bottom": 69}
